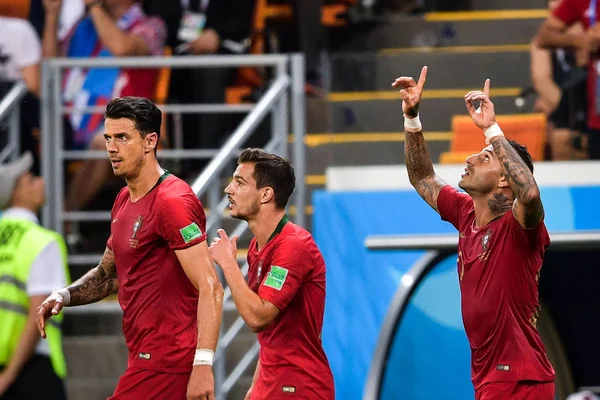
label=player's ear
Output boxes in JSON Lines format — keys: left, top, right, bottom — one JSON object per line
{"left": 260, "top": 187, "right": 274, "bottom": 204}
{"left": 145, "top": 132, "right": 158, "bottom": 153}
{"left": 498, "top": 174, "right": 509, "bottom": 189}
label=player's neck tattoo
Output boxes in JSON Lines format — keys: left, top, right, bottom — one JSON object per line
{"left": 487, "top": 192, "right": 512, "bottom": 216}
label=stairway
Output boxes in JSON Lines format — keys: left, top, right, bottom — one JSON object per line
{"left": 62, "top": 5, "right": 547, "bottom": 399}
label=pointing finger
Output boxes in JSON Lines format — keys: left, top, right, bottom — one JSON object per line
{"left": 416, "top": 66, "right": 428, "bottom": 90}
{"left": 483, "top": 79, "right": 490, "bottom": 96}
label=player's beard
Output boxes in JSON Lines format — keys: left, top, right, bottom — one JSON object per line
{"left": 232, "top": 198, "right": 261, "bottom": 221}
{"left": 459, "top": 173, "right": 496, "bottom": 196}
{"left": 115, "top": 154, "right": 145, "bottom": 180}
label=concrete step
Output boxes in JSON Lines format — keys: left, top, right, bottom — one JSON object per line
{"left": 63, "top": 333, "right": 257, "bottom": 399}
{"left": 310, "top": 138, "right": 451, "bottom": 166}
{"left": 228, "top": 376, "right": 255, "bottom": 400}
{"left": 329, "top": 94, "right": 533, "bottom": 133}
{"left": 332, "top": 12, "right": 545, "bottom": 51}
{"left": 63, "top": 336, "right": 127, "bottom": 379}
{"left": 331, "top": 46, "right": 531, "bottom": 91}
{"left": 66, "top": 378, "right": 119, "bottom": 400}
{"left": 63, "top": 310, "right": 123, "bottom": 336}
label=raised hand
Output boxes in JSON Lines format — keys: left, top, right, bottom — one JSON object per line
{"left": 464, "top": 79, "right": 497, "bottom": 130}
{"left": 209, "top": 229, "right": 239, "bottom": 268}
{"left": 391, "top": 66, "right": 428, "bottom": 118}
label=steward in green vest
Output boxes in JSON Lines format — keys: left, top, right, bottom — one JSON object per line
{"left": 0, "top": 152, "right": 70, "bottom": 399}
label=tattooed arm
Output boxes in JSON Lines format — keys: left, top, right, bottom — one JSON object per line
{"left": 67, "top": 247, "right": 119, "bottom": 305}
{"left": 464, "top": 79, "right": 544, "bottom": 229}
{"left": 489, "top": 136, "right": 544, "bottom": 228}
{"left": 37, "top": 247, "right": 118, "bottom": 338}
{"left": 393, "top": 66, "right": 448, "bottom": 213}
{"left": 405, "top": 130, "right": 448, "bottom": 213}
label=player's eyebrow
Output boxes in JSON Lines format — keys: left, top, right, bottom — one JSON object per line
{"left": 234, "top": 174, "right": 247, "bottom": 183}
{"left": 104, "top": 132, "right": 129, "bottom": 138}
{"left": 483, "top": 149, "right": 494, "bottom": 158}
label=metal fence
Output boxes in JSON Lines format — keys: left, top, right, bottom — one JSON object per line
{"left": 0, "top": 82, "right": 28, "bottom": 163}
{"left": 41, "top": 53, "right": 306, "bottom": 399}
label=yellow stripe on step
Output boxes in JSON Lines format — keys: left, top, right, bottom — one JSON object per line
{"left": 302, "top": 132, "right": 453, "bottom": 147}
{"left": 288, "top": 205, "right": 314, "bottom": 215}
{"left": 424, "top": 9, "right": 548, "bottom": 21}
{"left": 379, "top": 44, "right": 530, "bottom": 55}
{"left": 305, "top": 175, "right": 327, "bottom": 185}
{"left": 328, "top": 88, "right": 522, "bottom": 102}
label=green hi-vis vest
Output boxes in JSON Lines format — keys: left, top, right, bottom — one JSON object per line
{"left": 0, "top": 217, "right": 70, "bottom": 378}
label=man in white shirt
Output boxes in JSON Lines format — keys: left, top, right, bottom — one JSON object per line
{"left": 0, "top": 16, "right": 41, "bottom": 96}
{"left": 0, "top": 15, "right": 43, "bottom": 175}
{"left": 0, "top": 152, "right": 69, "bottom": 400}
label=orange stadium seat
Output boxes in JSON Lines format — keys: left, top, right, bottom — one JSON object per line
{"left": 440, "top": 114, "right": 547, "bottom": 164}
{"left": 0, "top": 0, "right": 30, "bottom": 19}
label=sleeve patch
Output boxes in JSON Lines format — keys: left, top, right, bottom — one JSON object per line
{"left": 262, "top": 266, "right": 288, "bottom": 291}
{"left": 179, "top": 222, "right": 202, "bottom": 243}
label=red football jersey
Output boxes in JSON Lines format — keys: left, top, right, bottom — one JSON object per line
{"left": 437, "top": 186, "right": 555, "bottom": 389}
{"left": 107, "top": 172, "right": 207, "bottom": 373}
{"left": 247, "top": 216, "right": 334, "bottom": 400}
{"left": 552, "top": 0, "right": 600, "bottom": 129}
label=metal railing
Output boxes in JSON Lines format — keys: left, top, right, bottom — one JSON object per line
{"left": 41, "top": 53, "right": 306, "bottom": 399}
{"left": 0, "top": 82, "right": 28, "bottom": 163}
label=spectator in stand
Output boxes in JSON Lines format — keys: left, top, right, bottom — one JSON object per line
{"left": 142, "top": 0, "right": 183, "bottom": 50}
{"left": 531, "top": 0, "right": 588, "bottom": 160}
{"left": 536, "top": 0, "right": 600, "bottom": 159}
{"left": 26, "top": 0, "right": 85, "bottom": 40}
{"left": 41, "top": 0, "right": 167, "bottom": 244}
{"left": 0, "top": 16, "right": 41, "bottom": 97}
{"left": 168, "top": 0, "right": 256, "bottom": 158}
{"left": 282, "top": 0, "right": 324, "bottom": 96}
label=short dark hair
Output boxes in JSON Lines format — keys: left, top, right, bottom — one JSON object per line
{"left": 238, "top": 148, "right": 296, "bottom": 209}
{"left": 105, "top": 97, "right": 162, "bottom": 148}
{"left": 506, "top": 139, "right": 534, "bottom": 173}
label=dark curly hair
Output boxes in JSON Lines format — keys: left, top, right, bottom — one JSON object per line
{"left": 506, "top": 139, "right": 534, "bottom": 173}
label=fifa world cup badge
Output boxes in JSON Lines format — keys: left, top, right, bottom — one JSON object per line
{"left": 129, "top": 215, "right": 144, "bottom": 248}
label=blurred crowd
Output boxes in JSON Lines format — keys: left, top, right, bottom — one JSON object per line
{"left": 0, "top": 0, "right": 329, "bottom": 246}
{"left": 531, "top": 0, "right": 588, "bottom": 161}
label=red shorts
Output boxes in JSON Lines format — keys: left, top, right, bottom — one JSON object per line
{"left": 108, "top": 367, "right": 189, "bottom": 400}
{"left": 475, "top": 381, "right": 555, "bottom": 400}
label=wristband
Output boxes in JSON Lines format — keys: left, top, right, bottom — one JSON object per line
{"left": 404, "top": 113, "right": 422, "bottom": 133}
{"left": 55, "top": 288, "right": 71, "bottom": 306}
{"left": 484, "top": 123, "right": 504, "bottom": 144}
{"left": 193, "top": 349, "right": 215, "bottom": 366}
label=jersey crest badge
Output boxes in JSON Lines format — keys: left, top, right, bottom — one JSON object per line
{"left": 479, "top": 229, "right": 492, "bottom": 261}
{"left": 256, "top": 259, "right": 264, "bottom": 285}
{"left": 129, "top": 215, "right": 144, "bottom": 248}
